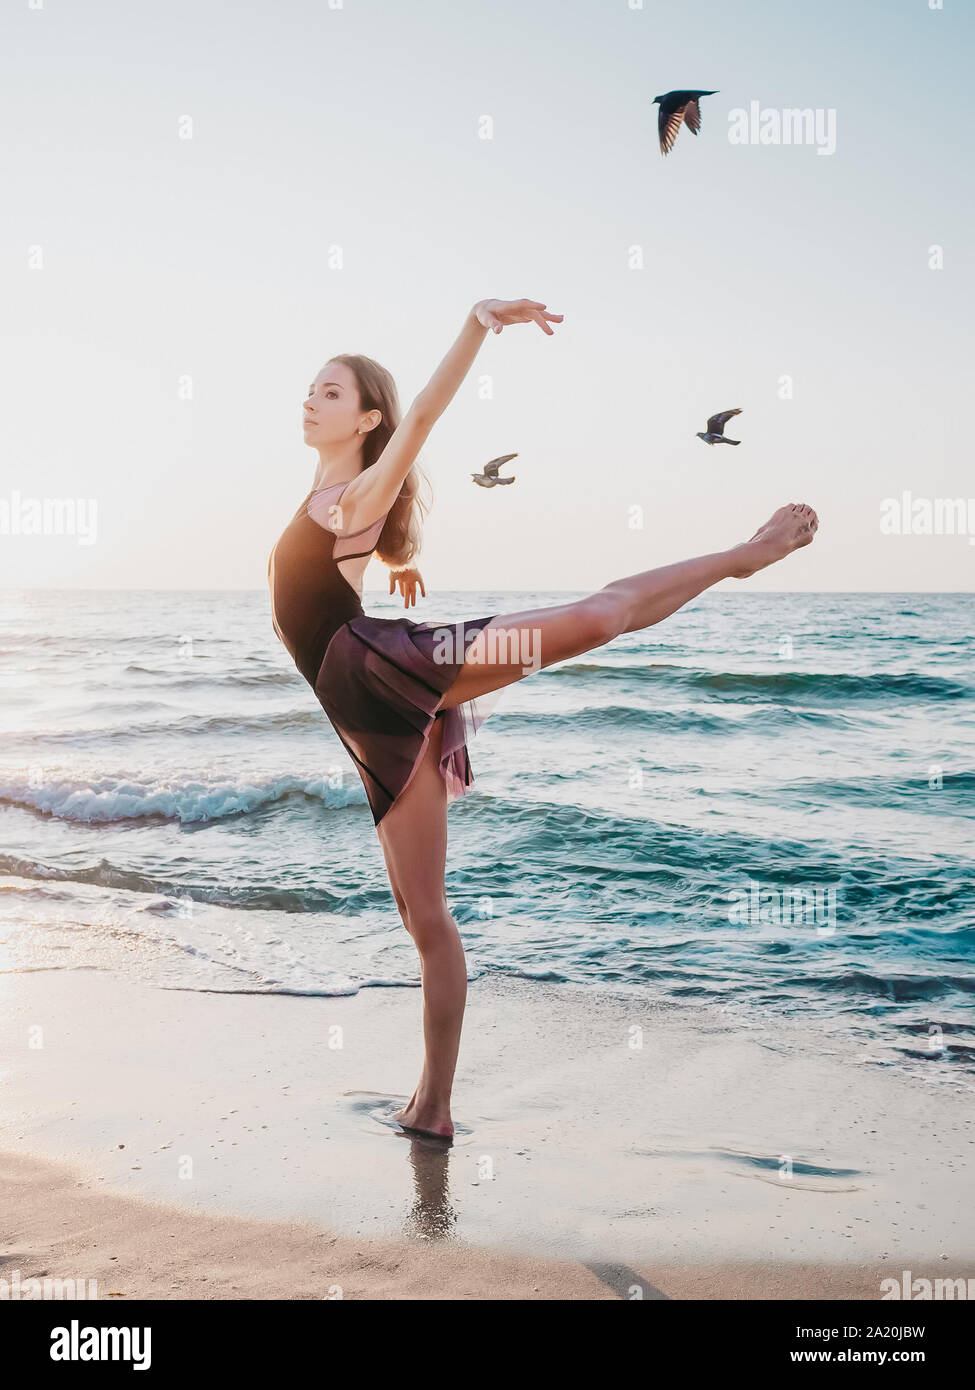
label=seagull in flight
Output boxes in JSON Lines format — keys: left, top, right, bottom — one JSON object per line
{"left": 472, "top": 453, "right": 517, "bottom": 488}
{"left": 653, "top": 90, "right": 718, "bottom": 155}
{"left": 697, "top": 409, "right": 742, "bottom": 446}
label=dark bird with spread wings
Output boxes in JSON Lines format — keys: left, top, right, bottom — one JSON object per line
{"left": 697, "top": 409, "right": 742, "bottom": 446}
{"left": 472, "top": 453, "right": 517, "bottom": 488}
{"left": 652, "top": 89, "right": 718, "bottom": 155}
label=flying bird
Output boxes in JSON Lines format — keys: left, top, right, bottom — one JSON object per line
{"left": 697, "top": 409, "right": 742, "bottom": 446}
{"left": 652, "top": 89, "right": 718, "bottom": 155}
{"left": 472, "top": 453, "right": 517, "bottom": 488}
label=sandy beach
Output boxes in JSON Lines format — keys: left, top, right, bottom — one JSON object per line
{"left": 3, "top": 0, "right": 973, "bottom": 1325}
{"left": 2, "top": 1147, "right": 899, "bottom": 1302}
{"left": 1, "top": 970, "right": 971, "bottom": 1300}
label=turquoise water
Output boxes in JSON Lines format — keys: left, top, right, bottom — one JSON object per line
{"left": 1, "top": 589, "right": 972, "bottom": 1082}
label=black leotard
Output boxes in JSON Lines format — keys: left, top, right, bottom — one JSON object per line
{"left": 268, "top": 480, "right": 500, "bottom": 825}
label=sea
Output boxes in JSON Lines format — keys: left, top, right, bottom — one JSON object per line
{"left": 1, "top": 588, "right": 972, "bottom": 1089}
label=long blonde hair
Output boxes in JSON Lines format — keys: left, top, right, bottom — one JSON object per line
{"left": 328, "top": 353, "right": 430, "bottom": 568}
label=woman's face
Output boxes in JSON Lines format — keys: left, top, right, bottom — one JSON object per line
{"left": 302, "top": 361, "right": 367, "bottom": 445}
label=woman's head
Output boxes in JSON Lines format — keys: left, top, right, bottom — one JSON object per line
{"left": 303, "top": 354, "right": 428, "bottom": 569}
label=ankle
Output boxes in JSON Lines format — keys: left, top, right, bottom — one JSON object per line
{"left": 727, "top": 541, "right": 764, "bottom": 580}
{"left": 414, "top": 1085, "right": 451, "bottom": 1114}
{"left": 725, "top": 542, "right": 752, "bottom": 570}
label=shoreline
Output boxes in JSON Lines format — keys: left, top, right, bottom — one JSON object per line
{"left": 2, "top": 1146, "right": 899, "bottom": 1301}
{"left": 1, "top": 970, "right": 972, "bottom": 1299}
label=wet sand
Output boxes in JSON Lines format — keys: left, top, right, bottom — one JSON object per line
{"left": 1, "top": 971, "right": 972, "bottom": 1299}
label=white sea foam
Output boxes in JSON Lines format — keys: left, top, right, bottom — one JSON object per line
{"left": 0, "top": 771, "right": 365, "bottom": 823}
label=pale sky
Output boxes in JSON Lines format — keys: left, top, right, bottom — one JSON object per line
{"left": 2, "top": 0, "right": 972, "bottom": 593}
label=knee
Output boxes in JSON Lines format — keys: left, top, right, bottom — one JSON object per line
{"left": 577, "top": 593, "right": 624, "bottom": 649}
{"left": 402, "top": 900, "right": 455, "bottom": 951}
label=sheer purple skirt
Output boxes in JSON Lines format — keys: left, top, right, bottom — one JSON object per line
{"left": 314, "top": 614, "right": 503, "bottom": 827}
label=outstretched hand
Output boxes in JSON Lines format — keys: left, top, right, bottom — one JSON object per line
{"left": 474, "top": 298, "right": 564, "bottom": 336}
{"left": 389, "top": 566, "right": 426, "bottom": 609}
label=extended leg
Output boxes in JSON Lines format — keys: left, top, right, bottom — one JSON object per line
{"left": 442, "top": 503, "right": 818, "bottom": 708}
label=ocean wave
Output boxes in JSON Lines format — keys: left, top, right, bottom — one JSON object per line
{"left": 0, "top": 769, "right": 362, "bottom": 824}
{"left": 498, "top": 703, "right": 852, "bottom": 733}
{"left": 5, "top": 838, "right": 969, "bottom": 929}
{"left": 5, "top": 769, "right": 974, "bottom": 928}
{"left": 464, "top": 795, "right": 975, "bottom": 916}
{"left": 776, "top": 769, "right": 975, "bottom": 809}
{"left": 8, "top": 706, "right": 328, "bottom": 747}
{"left": 0, "top": 859, "right": 349, "bottom": 913}
{"left": 549, "top": 663, "right": 972, "bottom": 702}
{"left": 780, "top": 969, "right": 975, "bottom": 1003}
{"left": 123, "top": 665, "right": 297, "bottom": 689}
{"left": 7, "top": 700, "right": 862, "bottom": 749}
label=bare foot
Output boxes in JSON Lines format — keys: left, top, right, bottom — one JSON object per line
{"left": 391, "top": 1093, "right": 454, "bottom": 1140}
{"left": 730, "top": 503, "right": 819, "bottom": 579}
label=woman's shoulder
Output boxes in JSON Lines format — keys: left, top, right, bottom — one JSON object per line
{"left": 307, "top": 485, "right": 388, "bottom": 546}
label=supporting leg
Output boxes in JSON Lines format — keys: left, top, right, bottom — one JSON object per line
{"left": 375, "top": 714, "right": 466, "bottom": 1138}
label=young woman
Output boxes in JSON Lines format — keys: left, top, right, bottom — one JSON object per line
{"left": 267, "top": 296, "right": 818, "bottom": 1140}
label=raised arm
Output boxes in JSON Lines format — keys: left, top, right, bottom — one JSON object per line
{"left": 342, "top": 298, "right": 563, "bottom": 528}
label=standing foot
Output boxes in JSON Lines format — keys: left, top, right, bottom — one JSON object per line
{"left": 730, "top": 503, "right": 819, "bottom": 578}
{"left": 391, "top": 1090, "right": 454, "bottom": 1140}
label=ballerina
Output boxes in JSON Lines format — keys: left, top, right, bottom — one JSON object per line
{"left": 267, "top": 296, "right": 818, "bottom": 1138}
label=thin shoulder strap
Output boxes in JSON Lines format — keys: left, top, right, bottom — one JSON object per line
{"left": 309, "top": 482, "right": 388, "bottom": 532}
{"left": 333, "top": 510, "right": 388, "bottom": 563}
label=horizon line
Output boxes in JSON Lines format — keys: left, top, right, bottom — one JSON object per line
{"left": 2, "top": 588, "right": 972, "bottom": 597}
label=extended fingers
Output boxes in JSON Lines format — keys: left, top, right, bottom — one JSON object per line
{"left": 521, "top": 300, "right": 563, "bottom": 334}
{"left": 520, "top": 300, "right": 562, "bottom": 321}
{"left": 530, "top": 309, "right": 562, "bottom": 334}
{"left": 490, "top": 300, "right": 563, "bottom": 334}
